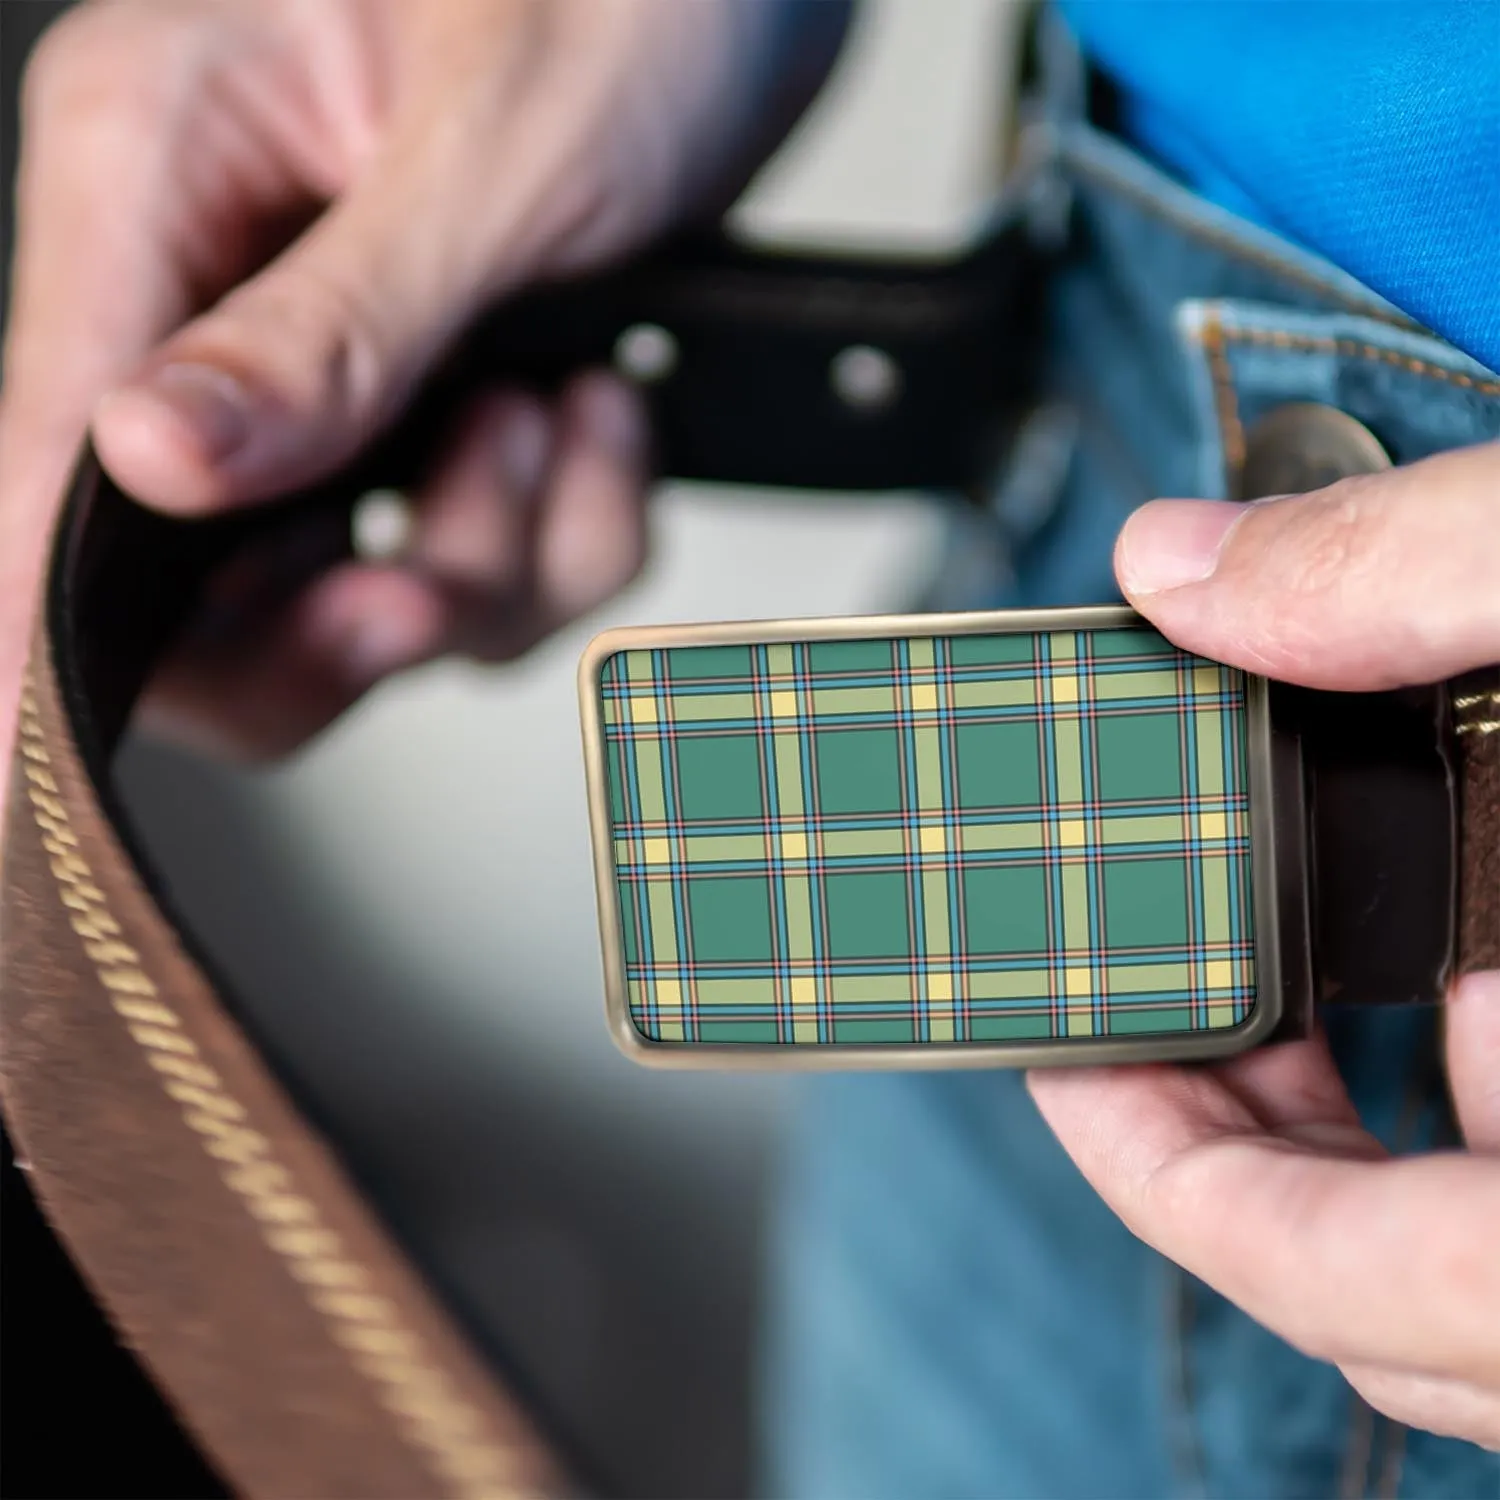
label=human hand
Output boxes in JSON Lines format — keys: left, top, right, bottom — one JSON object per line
{"left": 0, "top": 0, "right": 845, "bottom": 757}
{"left": 1030, "top": 442, "right": 1500, "bottom": 1448}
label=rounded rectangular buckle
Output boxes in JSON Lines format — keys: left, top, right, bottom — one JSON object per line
{"left": 579, "top": 604, "right": 1295, "bottom": 1069}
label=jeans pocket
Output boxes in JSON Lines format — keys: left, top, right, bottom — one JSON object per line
{"left": 1176, "top": 301, "right": 1500, "bottom": 500}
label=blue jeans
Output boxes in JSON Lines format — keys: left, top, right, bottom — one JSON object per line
{"left": 761, "top": 110, "right": 1500, "bottom": 1500}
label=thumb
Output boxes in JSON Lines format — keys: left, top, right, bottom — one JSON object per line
{"left": 1116, "top": 446, "right": 1500, "bottom": 1147}
{"left": 91, "top": 129, "right": 539, "bottom": 514}
{"left": 1447, "top": 970, "right": 1500, "bottom": 1153}
{"left": 1114, "top": 442, "right": 1500, "bottom": 692}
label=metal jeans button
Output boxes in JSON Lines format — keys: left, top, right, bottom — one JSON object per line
{"left": 1236, "top": 402, "right": 1391, "bottom": 501}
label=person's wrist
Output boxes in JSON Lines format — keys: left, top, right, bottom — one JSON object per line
{"left": 673, "top": 0, "right": 854, "bottom": 215}
{"left": 544, "top": 0, "right": 853, "bottom": 254}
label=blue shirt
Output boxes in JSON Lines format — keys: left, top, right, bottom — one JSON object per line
{"left": 1059, "top": 1, "right": 1500, "bottom": 372}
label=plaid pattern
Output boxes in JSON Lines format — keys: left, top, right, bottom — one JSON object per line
{"left": 597, "top": 624, "right": 1255, "bottom": 1047}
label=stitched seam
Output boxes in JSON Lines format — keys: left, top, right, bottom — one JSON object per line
{"left": 1337, "top": 1388, "right": 1376, "bottom": 1500}
{"left": 1216, "top": 327, "right": 1500, "bottom": 395}
{"left": 1352, "top": 1023, "right": 1450, "bottom": 1500}
{"left": 16, "top": 682, "right": 530, "bottom": 1500}
{"left": 1063, "top": 145, "right": 1419, "bottom": 329}
{"left": 1194, "top": 309, "right": 1245, "bottom": 477}
{"left": 1454, "top": 688, "right": 1500, "bottom": 737}
{"left": 1374, "top": 1417, "right": 1407, "bottom": 1500}
{"left": 1162, "top": 1264, "right": 1208, "bottom": 1500}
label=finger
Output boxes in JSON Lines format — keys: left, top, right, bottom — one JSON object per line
{"left": 0, "top": 5, "right": 205, "bottom": 730}
{"left": 1114, "top": 443, "right": 1500, "bottom": 690}
{"left": 90, "top": 12, "right": 572, "bottom": 515}
{"left": 531, "top": 372, "right": 650, "bottom": 623}
{"left": 1342, "top": 1362, "right": 1500, "bottom": 1450}
{"left": 434, "top": 371, "right": 650, "bottom": 662}
{"left": 1447, "top": 970, "right": 1500, "bottom": 1152}
{"left": 3, "top": 5, "right": 196, "bottom": 465}
{"left": 1029, "top": 1052, "right": 1500, "bottom": 1384}
{"left": 141, "top": 563, "right": 448, "bottom": 760}
{"left": 1028, "top": 1031, "right": 1374, "bottom": 1198}
{"left": 137, "top": 372, "right": 646, "bottom": 755}
{"left": 404, "top": 371, "right": 645, "bottom": 664}
{"left": 0, "top": 0, "right": 340, "bottom": 778}
{"left": 410, "top": 392, "right": 552, "bottom": 596}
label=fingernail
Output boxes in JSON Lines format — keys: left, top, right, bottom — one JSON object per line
{"left": 1117, "top": 500, "right": 1244, "bottom": 596}
{"left": 576, "top": 376, "right": 645, "bottom": 459}
{"left": 341, "top": 614, "right": 429, "bottom": 683}
{"left": 124, "top": 363, "right": 254, "bottom": 465}
{"left": 496, "top": 404, "right": 549, "bottom": 497}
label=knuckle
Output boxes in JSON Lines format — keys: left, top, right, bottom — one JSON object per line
{"left": 20, "top": 8, "right": 104, "bottom": 118}
{"left": 1271, "top": 479, "right": 1386, "bottom": 599}
{"left": 217, "top": 264, "right": 391, "bottom": 420}
{"left": 1223, "top": 477, "right": 1391, "bottom": 673}
{"left": 21, "top": 1, "right": 196, "bottom": 130}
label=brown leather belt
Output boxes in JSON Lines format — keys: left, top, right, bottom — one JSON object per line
{"left": 2, "top": 231, "right": 1496, "bottom": 1497}
{"left": 0, "top": 231, "right": 1039, "bottom": 1500}
{"left": 1457, "top": 668, "right": 1500, "bottom": 971}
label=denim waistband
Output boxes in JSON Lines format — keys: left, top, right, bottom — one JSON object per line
{"left": 960, "top": 86, "right": 1500, "bottom": 612}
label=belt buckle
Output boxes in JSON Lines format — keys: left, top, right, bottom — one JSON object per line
{"left": 578, "top": 604, "right": 1294, "bottom": 1069}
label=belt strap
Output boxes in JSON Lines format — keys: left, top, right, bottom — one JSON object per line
{"left": 0, "top": 229, "right": 1038, "bottom": 1499}
{"left": 1455, "top": 666, "right": 1500, "bottom": 973}
{"left": 2, "top": 228, "right": 1495, "bottom": 1497}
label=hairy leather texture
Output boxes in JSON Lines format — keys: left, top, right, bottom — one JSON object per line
{"left": 1454, "top": 666, "right": 1500, "bottom": 974}
{"left": 0, "top": 634, "right": 566, "bottom": 1500}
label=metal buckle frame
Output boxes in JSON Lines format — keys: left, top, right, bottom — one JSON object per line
{"left": 579, "top": 603, "right": 1290, "bottom": 1070}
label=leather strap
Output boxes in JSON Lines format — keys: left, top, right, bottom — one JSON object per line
{"left": 1, "top": 227, "right": 1495, "bottom": 1497}
{"left": 0, "top": 231, "right": 1039, "bottom": 1499}
{"left": 1454, "top": 666, "right": 1500, "bottom": 973}
{"left": 5, "top": 639, "right": 568, "bottom": 1499}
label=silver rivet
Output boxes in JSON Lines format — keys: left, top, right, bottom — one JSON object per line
{"left": 351, "top": 488, "right": 415, "bottom": 563}
{"left": 830, "top": 344, "right": 901, "bottom": 411}
{"left": 613, "top": 322, "right": 679, "bottom": 384}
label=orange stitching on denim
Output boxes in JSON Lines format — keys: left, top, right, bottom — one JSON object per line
{"left": 1193, "top": 310, "right": 1245, "bottom": 476}
{"left": 1064, "top": 143, "right": 1419, "bottom": 329}
{"left": 1217, "top": 327, "right": 1500, "bottom": 396}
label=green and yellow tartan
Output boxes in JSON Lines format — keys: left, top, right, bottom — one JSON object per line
{"left": 596, "top": 623, "right": 1255, "bottom": 1047}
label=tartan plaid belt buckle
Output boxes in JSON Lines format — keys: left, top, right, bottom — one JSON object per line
{"left": 577, "top": 604, "right": 1456, "bottom": 1070}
